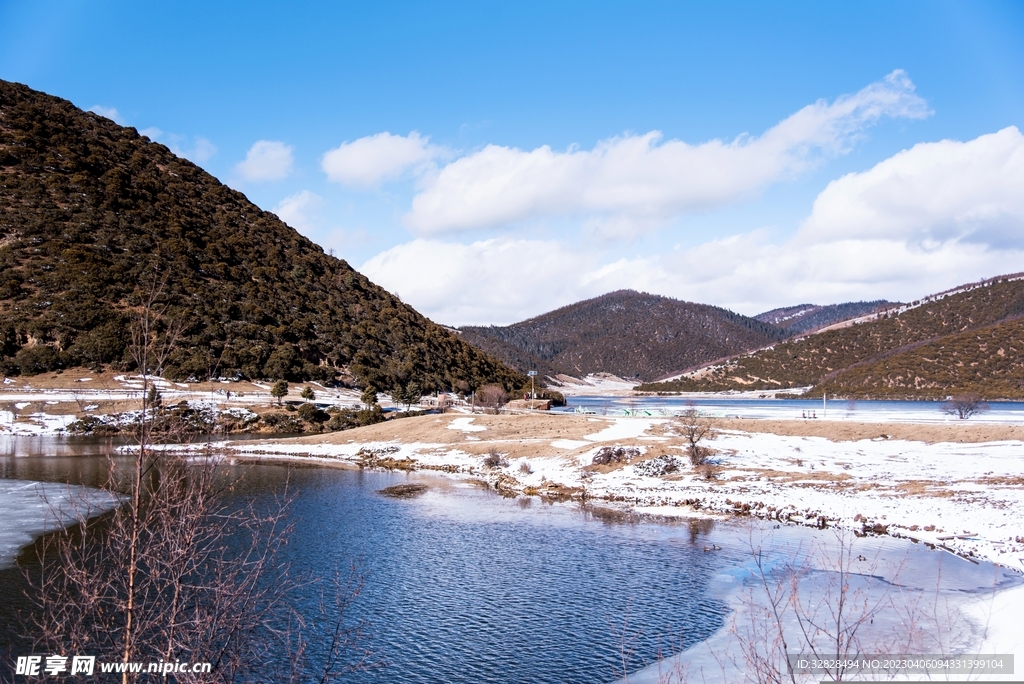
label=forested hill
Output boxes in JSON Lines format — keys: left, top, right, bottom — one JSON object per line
{"left": 458, "top": 290, "right": 788, "bottom": 382}
{"left": 754, "top": 300, "right": 893, "bottom": 335}
{"left": 639, "top": 275, "right": 1024, "bottom": 399}
{"left": 0, "top": 80, "right": 523, "bottom": 393}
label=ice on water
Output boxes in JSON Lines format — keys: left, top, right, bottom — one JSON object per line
{"left": 0, "top": 480, "right": 120, "bottom": 569}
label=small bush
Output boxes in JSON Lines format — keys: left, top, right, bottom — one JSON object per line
{"left": 519, "top": 461, "right": 533, "bottom": 475}
{"left": 15, "top": 345, "right": 63, "bottom": 375}
{"left": 483, "top": 450, "right": 508, "bottom": 468}
{"left": 326, "top": 405, "right": 385, "bottom": 432}
{"left": 258, "top": 412, "right": 304, "bottom": 433}
{"left": 941, "top": 393, "right": 989, "bottom": 420}
{"left": 297, "top": 402, "right": 329, "bottom": 423}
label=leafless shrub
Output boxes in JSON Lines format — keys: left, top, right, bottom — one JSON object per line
{"left": 518, "top": 461, "right": 533, "bottom": 475}
{"left": 676, "top": 408, "right": 716, "bottom": 466}
{"left": 475, "top": 384, "right": 508, "bottom": 414}
{"left": 29, "top": 455, "right": 373, "bottom": 683}
{"left": 698, "top": 464, "right": 718, "bottom": 481}
{"left": 941, "top": 393, "right": 989, "bottom": 420}
{"left": 483, "top": 450, "right": 508, "bottom": 468}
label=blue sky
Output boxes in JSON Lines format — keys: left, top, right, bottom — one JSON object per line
{"left": 2, "top": 1, "right": 1023, "bottom": 324}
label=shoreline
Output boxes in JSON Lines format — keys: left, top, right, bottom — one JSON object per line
{"left": 156, "top": 411, "right": 1024, "bottom": 573}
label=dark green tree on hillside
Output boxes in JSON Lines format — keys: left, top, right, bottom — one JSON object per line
{"left": 360, "top": 385, "right": 378, "bottom": 409}
{"left": 271, "top": 380, "right": 289, "bottom": 406}
{"left": 394, "top": 382, "right": 420, "bottom": 411}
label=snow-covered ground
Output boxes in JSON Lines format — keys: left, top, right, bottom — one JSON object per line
{"left": 0, "top": 373, "right": 383, "bottom": 434}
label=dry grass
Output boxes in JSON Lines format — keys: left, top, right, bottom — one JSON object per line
{"left": 895, "top": 481, "right": 957, "bottom": 497}
{"left": 718, "top": 417, "right": 1024, "bottom": 444}
{"left": 273, "top": 413, "right": 625, "bottom": 459}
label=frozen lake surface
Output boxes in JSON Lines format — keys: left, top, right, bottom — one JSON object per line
{"left": 0, "top": 479, "right": 118, "bottom": 570}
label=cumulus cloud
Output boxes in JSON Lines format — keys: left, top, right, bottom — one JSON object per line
{"left": 800, "top": 126, "right": 1024, "bottom": 248}
{"left": 322, "top": 131, "right": 441, "bottom": 187}
{"left": 274, "top": 190, "right": 322, "bottom": 231}
{"left": 140, "top": 127, "right": 217, "bottom": 163}
{"left": 405, "top": 71, "right": 930, "bottom": 235}
{"left": 88, "top": 105, "right": 124, "bottom": 124}
{"left": 183, "top": 137, "right": 217, "bottom": 163}
{"left": 359, "top": 238, "right": 596, "bottom": 325}
{"left": 363, "top": 125, "right": 1024, "bottom": 325}
{"left": 235, "top": 140, "right": 294, "bottom": 182}
{"left": 362, "top": 233, "right": 1023, "bottom": 326}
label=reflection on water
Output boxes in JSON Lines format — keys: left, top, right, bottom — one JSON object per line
{"left": 0, "top": 438, "right": 1015, "bottom": 683}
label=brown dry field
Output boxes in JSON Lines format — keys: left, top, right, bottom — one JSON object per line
{"left": 264, "top": 413, "right": 649, "bottom": 460}
{"left": 717, "top": 417, "right": 1024, "bottom": 443}
{"left": 248, "top": 412, "right": 1024, "bottom": 458}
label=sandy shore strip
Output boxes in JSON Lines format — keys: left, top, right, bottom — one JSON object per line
{"left": 183, "top": 412, "right": 1024, "bottom": 572}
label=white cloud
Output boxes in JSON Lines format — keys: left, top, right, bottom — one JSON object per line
{"left": 359, "top": 238, "right": 596, "bottom": 325}
{"left": 362, "top": 125, "right": 1024, "bottom": 326}
{"left": 139, "top": 128, "right": 217, "bottom": 163}
{"left": 362, "top": 232, "right": 1023, "bottom": 326}
{"left": 322, "top": 131, "right": 441, "bottom": 187}
{"left": 800, "top": 126, "right": 1024, "bottom": 248}
{"left": 88, "top": 105, "right": 124, "bottom": 124}
{"left": 235, "top": 140, "right": 294, "bottom": 182}
{"left": 273, "top": 190, "right": 322, "bottom": 231}
{"left": 405, "top": 70, "right": 930, "bottom": 236}
{"left": 183, "top": 137, "right": 217, "bottom": 163}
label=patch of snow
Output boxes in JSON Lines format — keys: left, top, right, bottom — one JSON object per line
{"left": 583, "top": 418, "right": 662, "bottom": 441}
{"left": 0, "top": 412, "right": 79, "bottom": 434}
{"left": 551, "top": 439, "right": 591, "bottom": 450}
{"left": 447, "top": 417, "right": 486, "bottom": 432}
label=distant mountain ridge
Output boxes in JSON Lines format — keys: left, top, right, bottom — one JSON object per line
{"left": 0, "top": 79, "right": 523, "bottom": 393}
{"left": 754, "top": 301, "right": 893, "bottom": 335}
{"left": 458, "top": 290, "right": 789, "bottom": 382}
{"left": 639, "top": 274, "right": 1024, "bottom": 399}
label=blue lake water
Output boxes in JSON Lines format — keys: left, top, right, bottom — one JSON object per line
{"left": 557, "top": 395, "right": 1024, "bottom": 424}
{"left": 0, "top": 437, "right": 1018, "bottom": 683}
